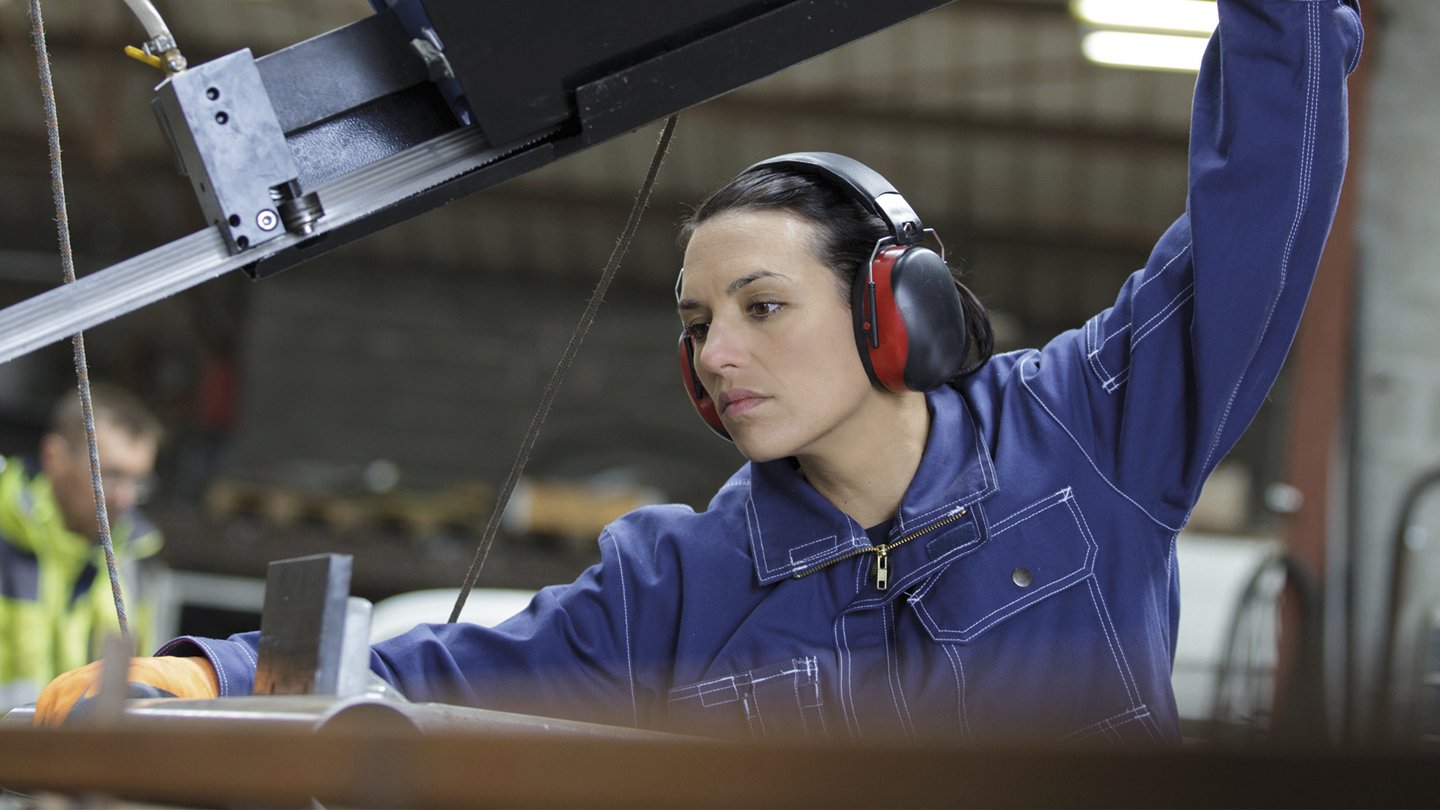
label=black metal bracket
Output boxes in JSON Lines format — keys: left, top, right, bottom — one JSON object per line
{"left": 156, "top": 0, "right": 956, "bottom": 277}
{"left": 152, "top": 50, "right": 305, "bottom": 255}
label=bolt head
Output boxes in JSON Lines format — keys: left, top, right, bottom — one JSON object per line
{"left": 256, "top": 209, "right": 279, "bottom": 231}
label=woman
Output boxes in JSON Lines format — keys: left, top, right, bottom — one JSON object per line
{"left": 37, "top": 0, "right": 1363, "bottom": 746}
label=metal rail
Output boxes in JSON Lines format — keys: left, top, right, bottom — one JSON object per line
{"left": 0, "top": 126, "right": 551, "bottom": 365}
{"left": 4, "top": 693, "right": 678, "bottom": 740}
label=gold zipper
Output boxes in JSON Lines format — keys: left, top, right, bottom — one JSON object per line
{"left": 792, "top": 506, "right": 968, "bottom": 591}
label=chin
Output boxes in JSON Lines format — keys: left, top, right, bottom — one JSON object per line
{"left": 731, "top": 427, "right": 804, "bottom": 465}
{"left": 738, "top": 445, "right": 784, "bottom": 464}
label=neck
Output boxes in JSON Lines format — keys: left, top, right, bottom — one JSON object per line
{"left": 796, "top": 390, "right": 930, "bottom": 528}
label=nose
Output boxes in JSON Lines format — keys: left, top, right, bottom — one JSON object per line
{"left": 102, "top": 472, "right": 150, "bottom": 509}
{"left": 104, "top": 483, "right": 137, "bottom": 512}
{"left": 694, "top": 315, "right": 745, "bottom": 377}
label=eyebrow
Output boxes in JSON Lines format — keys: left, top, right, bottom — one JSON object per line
{"left": 677, "top": 270, "right": 789, "bottom": 312}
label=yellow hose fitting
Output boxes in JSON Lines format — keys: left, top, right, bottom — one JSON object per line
{"left": 123, "top": 45, "right": 163, "bottom": 71}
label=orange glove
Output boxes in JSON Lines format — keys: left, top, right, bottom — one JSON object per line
{"left": 33, "top": 656, "right": 219, "bottom": 728}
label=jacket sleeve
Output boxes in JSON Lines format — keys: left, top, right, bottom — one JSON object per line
{"left": 367, "top": 527, "right": 657, "bottom": 727}
{"left": 155, "top": 528, "right": 654, "bottom": 727}
{"left": 1015, "top": 0, "right": 1363, "bottom": 531}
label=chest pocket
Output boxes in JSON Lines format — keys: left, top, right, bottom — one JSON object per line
{"left": 911, "top": 488, "right": 1094, "bottom": 642}
{"left": 908, "top": 488, "right": 1159, "bottom": 745}
{"left": 666, "top": 656, "right": 826, "bottom": 741}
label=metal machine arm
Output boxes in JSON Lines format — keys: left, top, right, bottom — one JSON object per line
{"left": 0, "top": 0, "right": 954, "bottom": 365}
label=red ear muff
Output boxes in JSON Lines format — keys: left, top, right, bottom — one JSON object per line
{"left": 853, "top": 244, "right": 968, "bottom": 393}
{"left": 677, "top": 334, "right": 731, "bottom": 440}
{"left": 854, "top": 245, "right": 911, "bottom": 392}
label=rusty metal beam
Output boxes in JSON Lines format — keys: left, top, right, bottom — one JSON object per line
{"left": 0, "top": 720, "right": 1437, "bottom": 808}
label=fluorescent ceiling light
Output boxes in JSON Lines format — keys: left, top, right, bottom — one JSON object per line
{"left": 1071, "top": 0, "right": 1218, "bottom": 35}
{"left": 1081, "top": 31, "right": 1209, "bottom": 73}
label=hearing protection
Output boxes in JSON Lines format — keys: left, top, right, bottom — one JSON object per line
{"left": 679, "top": 152, "right": 968, "bottom": 440}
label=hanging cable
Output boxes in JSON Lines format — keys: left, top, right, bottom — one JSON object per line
{"left": 27, "top": 0, "right": 132, "bottom": 641}
{"left": 450, "top": 114, "right": 680, "bottom": 623}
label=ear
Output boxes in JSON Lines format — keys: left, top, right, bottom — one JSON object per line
{"left": 37, "top": 433, "right": 70, "bottom": 477}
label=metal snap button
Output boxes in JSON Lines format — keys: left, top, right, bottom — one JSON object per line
{"left": 1011, "top": 567, "right": 1032, "bottom": 588}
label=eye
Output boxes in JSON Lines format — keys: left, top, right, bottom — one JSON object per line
{"left": 684, "top": 321, "right": 710, "bottom": 341}
{"left": 747, "top": 300, "right": 784, "bottom": 318}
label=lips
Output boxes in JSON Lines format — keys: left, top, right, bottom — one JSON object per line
{"left": 718, "top": 388, "right": 766, "bottom": 416}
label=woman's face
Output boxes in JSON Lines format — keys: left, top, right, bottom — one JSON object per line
{"left": 678, "top": 209, "right": 880, "bottom": 463}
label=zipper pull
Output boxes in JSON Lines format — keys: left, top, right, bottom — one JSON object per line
{"left": 875, "top": 546, "right": 889, "bottom": 591}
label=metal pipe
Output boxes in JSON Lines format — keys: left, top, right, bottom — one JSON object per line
{"left": 6, "top": 695, "right": 677, "bottom": 741}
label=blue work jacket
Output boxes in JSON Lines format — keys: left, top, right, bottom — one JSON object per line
{"left": 163, "top": 0, "right": 1363, "bottom": 746}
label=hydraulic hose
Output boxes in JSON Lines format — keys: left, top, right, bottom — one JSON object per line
{"left": 121, "top": 0, "right": 170, "bottom": 42}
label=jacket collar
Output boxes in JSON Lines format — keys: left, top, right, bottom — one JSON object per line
{"left": 746, "top": 385, "right": 999, "bottom": 586}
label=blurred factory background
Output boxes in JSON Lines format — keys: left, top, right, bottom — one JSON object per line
{"left": 0, "top": 0, "right": 1435, "bottom": 751}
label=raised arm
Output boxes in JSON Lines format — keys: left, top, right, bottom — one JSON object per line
{"left": 1013, "top": 0, "right": 1363, "bottom": 531}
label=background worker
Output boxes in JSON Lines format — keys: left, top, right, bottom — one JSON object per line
{"left": 0, "top": 384, "right": 164, "bottom": 713}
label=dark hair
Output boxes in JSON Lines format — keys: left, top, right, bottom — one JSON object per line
{"left": 679, "top": 166, "right": 994, "bottom": 379}
{"left": 48, "top": 383, "right": 163, "bottom": 446}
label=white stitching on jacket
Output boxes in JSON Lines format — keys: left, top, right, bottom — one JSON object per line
{"left": 1017, "top": 354, "right": 1181, "bottom": 532}
{"left": 1198, "top": 2, "right": 1318, "bottom": 478}
{"left": 602, "top": 532, "right": 638, "bottom": 727}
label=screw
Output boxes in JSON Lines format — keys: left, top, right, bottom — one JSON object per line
{"left": 256, "top": 209, "right": 279, "bottom": 231}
